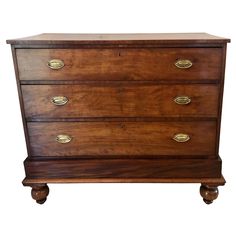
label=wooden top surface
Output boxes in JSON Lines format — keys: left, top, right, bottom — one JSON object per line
{"left": 7, "top": 33, "right": 230, "bottom": 45}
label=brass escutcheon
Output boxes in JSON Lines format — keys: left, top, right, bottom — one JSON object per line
{"left": 175, "top": 59, "right": 193, "bottom": 69}
{"left": 174, "top": 96, "right": 191, "bottom": 105}
{"left": 173, "top": 133, "right": 190, "bottom": 142}
{"left": 51, "top": 96, "right": 68, "bottom": 106}
{"left": 47, "top": 59, "right": 64, "bottom": 70}
{"left": 56, "top": 134, "right": 72, "bottom": 144}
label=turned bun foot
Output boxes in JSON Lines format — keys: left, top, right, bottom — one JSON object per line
{"left": 31, "top": 184, "right": 49, "bottom": 204}
{"left": 200, "top": 184, "right": 219, "bottom": 204}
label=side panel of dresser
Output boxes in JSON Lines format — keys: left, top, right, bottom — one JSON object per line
{"left": 215, "top": 44, "right": 228, "bottom": 154}
{"left": 11, "top": 45, "right": 32, "bottom": 156}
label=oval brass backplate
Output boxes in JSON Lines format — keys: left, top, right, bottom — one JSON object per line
{"left": 174, "top": 96, "right": 191, "bottom": 105}
{"left": 51, "top": 96, "right": 68, "bottom": 106}
{"left": 175, "top": 59, "right": 193, "bottom": 69}
{"left": 56, "top": 134, "right": 72, "bottom": 144}
{"left": 173, "top": 133, "right": 190, "bottom": 143}
{"left": 47, "top": 59, "right": 64, "bottom": 70}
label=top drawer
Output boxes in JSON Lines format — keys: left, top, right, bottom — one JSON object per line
{"left": 16, "top": 48, "right": 222, "bottom": 81}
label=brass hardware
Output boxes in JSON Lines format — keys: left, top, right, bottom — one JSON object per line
{"left": 56, "top": 134, "right": 72, "bottom": 144}
{"left": 51, "top": 96, "right": 68, "bottom": 106}
{"left": 174, "top": 96, "right": 191, "bottom": 105}
{"left": 175, "top": 59, "right": 193, "bottom": 69}
{"left": 47, "top": 59, "right": 64, "bottom": 70}
{"left": 173, "top": 133, "right": 190, "bottom": 143}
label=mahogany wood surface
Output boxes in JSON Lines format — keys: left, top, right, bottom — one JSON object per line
{"left": 27, "top": 121, "right": 216, "bottom": 156}
{"left": 7, "top": 33, "right": 229, "bottom": 203}
{"left": 215, "top": 44, "right": 228, "bottom": 154}
{"left": 200, "top": 185, "right": 219, "bottom": 204}
{"left": 7, "top": 33, "right": 230, "bottom": 45}
{"left": 16, "top": 48, "right": 222, "bottom": 81}
{"left": 24, "top": 157, "right": 222, "bottom": 179}
{"left": 22, "top": 84, "right": 219, "bottom": 118}
{"left": 22, "top": 175, "right": 226, "bottom": 184}
{"left": 30, "top": 184, "right": 49, "bottom": 204}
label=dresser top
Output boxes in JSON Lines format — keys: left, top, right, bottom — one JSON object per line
{"left": 7, "top": 33, "right": 230, "bottom": 45}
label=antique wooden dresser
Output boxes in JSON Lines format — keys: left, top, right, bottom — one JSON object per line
{"left": 7, "top": 33, "right": 230, "bottom": 204}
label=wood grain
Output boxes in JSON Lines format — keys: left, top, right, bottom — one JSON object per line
{"left": 200, "top": 184, "right": 219, "bottom": 204}
{"left": 7, "top": 33, "right": 230, "bottom": 45}
{"left": 7, "top": 33, "right": 230, "bottom": 203}
{"left": 22, "top": 175, "right": 226, "bottom": 184}
{"left": 27, "top": 121, "right": 217, "bottom": 156}
{"left": 24, "top": 157, "right": 222, "bottom": 178}
{"left": 22, "top": 84, "right": 219, "bottom": 118}
{"left": 16, "top": 48, "right": 222, "bottom": 81}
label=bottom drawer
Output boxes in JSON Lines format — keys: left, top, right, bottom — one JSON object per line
{"left": 27, "top": 121, "right": 216, "bottom": 156}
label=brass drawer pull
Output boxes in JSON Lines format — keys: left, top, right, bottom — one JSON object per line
{"left": 56, "top": 134, "right": 72, "bottom": 144}
{"left": 173, "top": 133, "right": 190, "bottom": 142}
{"left": 174, "top": 96, "right": 191, "bottom": 105}
{"left": 51, "top": 96, "right": 68, "bottom": 106}
{"left": 47, "top": 59, "right": 64, "bottom": 70}
{"left": 175, "top": 59, "right": 193, "bottom": 69}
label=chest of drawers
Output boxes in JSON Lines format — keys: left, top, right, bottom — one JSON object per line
{"left": 7, "top": 33, "right": 230, "bottom": 204}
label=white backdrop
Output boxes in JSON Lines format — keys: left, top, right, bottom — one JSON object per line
{"left": 0, "top": 0, "right": 235, "bottom": 235}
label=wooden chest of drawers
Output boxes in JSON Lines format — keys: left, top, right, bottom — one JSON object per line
{"left": 7, "top": 33, "right": 230, "bottom": 204}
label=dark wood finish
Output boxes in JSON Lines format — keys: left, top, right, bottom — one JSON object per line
{"left": 6, "top": 33, "right": 230, "bottom": 45}
{"left": 24, "top": 157, "right": 222, "bottom": 179}
{"left": 27, "top": 121, "right": 216, "bottom": 156}
{"left": 29, "top": 184, "right": 49, "bottom": 204}
{"left": 27, "top": 117, "right": 217, "bottom": 123}
{"left": 22, "top": 175, "right": 226, "bottom": 184}
{"left": 7, "top": 33, "right": 229, "bottom": 204}
{"left": 10, "top": 46, "right": 32, "bottom": 156}
{"left": 19, "top": 80, "right": 219, "bottom": 85}
{"left": 16, "top": 48, "right": 222, "bottom": 81}
{"left": 200, "top": 184, "right": 219, "bottom": 204}
{"left": 22, "top": 84, "right": 219, "bottom": 118}
{"left": 215, "top": 44, "right": 228, "bottom": 154}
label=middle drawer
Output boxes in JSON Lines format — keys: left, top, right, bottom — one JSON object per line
{"left": 22, "top": 84, "right": 219, "bottom": 118}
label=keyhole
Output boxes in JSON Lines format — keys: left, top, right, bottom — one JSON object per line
{"left": 120, "top": 123, "right": 126, "bottom": 129}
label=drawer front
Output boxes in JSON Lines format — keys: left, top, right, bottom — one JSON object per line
{"left": 27, "top": 121, "right": 216, "bottom": 156}
{"left": 22, "top": 84, "right": 219, "bottom": 118}
{"left": 17, "top": 48, "right": 222, "bottom": 81}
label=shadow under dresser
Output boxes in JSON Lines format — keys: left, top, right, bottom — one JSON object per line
{"left": 7, "top": 33, "right": 230, "bottom": 204}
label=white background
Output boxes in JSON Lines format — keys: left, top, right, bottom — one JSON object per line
{"left": 0, "top": 0, "right": 235, "bottom": 235}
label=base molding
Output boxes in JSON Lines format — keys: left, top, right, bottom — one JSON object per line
{"left": 23, "top": 175, "right": 225, "bottom": 185}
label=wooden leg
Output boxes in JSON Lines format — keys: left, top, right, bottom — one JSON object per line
{"left": 200, "top": 184, "right": 219, "bottom": 204}
{"left": 31, "top": 184, "right": 49, "bottom": 204}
